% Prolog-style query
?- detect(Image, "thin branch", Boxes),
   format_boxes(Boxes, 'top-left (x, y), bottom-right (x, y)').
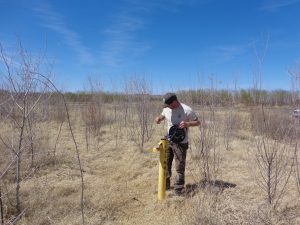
top-left (30, 71), bottom-right (85, 224)
top-left (0, 156), bottom-right (18, 180)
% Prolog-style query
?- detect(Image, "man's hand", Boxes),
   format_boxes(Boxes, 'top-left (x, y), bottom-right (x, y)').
top-left (155, 117), bottom-right (161, 124)
top-left (179, 119), bottom-right (200, 128)
top-left (155, 115), bottom-right (165, 124)
top-left (179, 121), bottom-right (189, 128)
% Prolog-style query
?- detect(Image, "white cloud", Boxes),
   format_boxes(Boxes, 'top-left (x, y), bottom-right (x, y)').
top-left (33, 1), bottom-right (94, 65)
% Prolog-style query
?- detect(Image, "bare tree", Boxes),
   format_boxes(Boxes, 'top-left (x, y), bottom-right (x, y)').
top-left (82, 77), bottom-right (106, 152)
top-left (0, 41), bottom-right (85, 224)
top-left (252, 34), bottom-right (269, 105)
top-left (192, 77), bottom-right (221, 184)
top-left (0, 41), bottom-right (52, 217)
top-left (250, 132), bottom-right (295, 210)
top-left (223, 107), bottom-right (239, 151)
top-left (288, 61), bottom-right (300, 106)
top-left (125, 76), bottom-right (157, 152)
top-left (193, 112), bottom-right (219, 183)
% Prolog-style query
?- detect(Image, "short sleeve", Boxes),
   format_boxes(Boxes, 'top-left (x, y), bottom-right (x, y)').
top-left (161, 108), bottom-right (166, 117)
top-left (186, 107), bottom-right (198, 121)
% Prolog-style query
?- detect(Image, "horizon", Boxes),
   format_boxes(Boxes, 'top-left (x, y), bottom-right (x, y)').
top-left (0, 86), bottom-right (297, 95)
top-left (1, 0), bottom-right (300, 94)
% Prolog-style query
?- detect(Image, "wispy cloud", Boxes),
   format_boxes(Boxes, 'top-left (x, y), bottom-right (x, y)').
top-left (33, 1), bottom-right (94, 65)
top-left (99, 0), bottom-right (203, 67)
top-left (99, 11), bottom-right (148, 67)
top-left (213, 44), bottom-right (247, 61)
top-left (259, 0), bottom-right (300, 11)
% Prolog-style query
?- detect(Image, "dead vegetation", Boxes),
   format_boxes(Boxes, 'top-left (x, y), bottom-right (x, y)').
top-left (1, 44), bottom-right (300, 225)
top-left (0, 97), bottom-right (299, 225)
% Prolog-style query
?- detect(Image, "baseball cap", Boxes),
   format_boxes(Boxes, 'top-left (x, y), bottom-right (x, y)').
top-left (163, 92), bottom-right (177, 106)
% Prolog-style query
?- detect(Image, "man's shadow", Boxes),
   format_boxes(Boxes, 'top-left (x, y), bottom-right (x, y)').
top-left (185, 179), bottom-right (237, 197)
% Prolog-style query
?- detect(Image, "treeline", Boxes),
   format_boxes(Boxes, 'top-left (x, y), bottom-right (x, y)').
top-left (62, 89), bottom-right (299, 106)
top-left (56, 92), bottom-right (161, 104)
top-left (178, 89), bottom-right (300, 106)
top-left (0, 88), bottom-right (299, 106)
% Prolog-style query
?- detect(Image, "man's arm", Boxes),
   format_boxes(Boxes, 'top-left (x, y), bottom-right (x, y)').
top-left (155, 115), bottom-right (165, 124)
top-left (179, 119), bottom-right (200, 128)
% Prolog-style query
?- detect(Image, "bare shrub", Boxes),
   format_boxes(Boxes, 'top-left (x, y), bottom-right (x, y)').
top-left (81, 78), bottom-right (108, 152)
top-left (249, 136), bottom-right (294, 209)
top-left (192, 77), bottom-right (223, 184)
top-left (223, 108), bottom-right (241, 151)
top-left (192, 110), bottom-right (221, 183)
top-left (82, 101), bottom-right (106, 135)
top-left (107, 97), bottom-right (127, 149)
top-left (125, 77), bottom-right (158, 152)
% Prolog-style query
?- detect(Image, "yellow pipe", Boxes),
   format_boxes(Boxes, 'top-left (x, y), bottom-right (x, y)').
top-left (151, 138), bottom-right (168, 200)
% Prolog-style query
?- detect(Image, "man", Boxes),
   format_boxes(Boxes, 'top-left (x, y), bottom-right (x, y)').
top-left (155, 93), bottom-right (200, 195)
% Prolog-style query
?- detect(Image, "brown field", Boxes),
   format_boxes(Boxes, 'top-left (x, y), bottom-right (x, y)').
top-left (0, 102), bottom-right (300, 225)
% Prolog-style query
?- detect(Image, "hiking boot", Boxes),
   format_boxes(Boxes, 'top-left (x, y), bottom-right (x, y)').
top-left (174, 188), bottom-right (184, 196)
top-left (166, 178), bottom-right (170, 190)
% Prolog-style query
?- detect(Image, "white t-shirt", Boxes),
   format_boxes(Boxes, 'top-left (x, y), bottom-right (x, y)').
top-left (161, 103), bottom-right (198, 143)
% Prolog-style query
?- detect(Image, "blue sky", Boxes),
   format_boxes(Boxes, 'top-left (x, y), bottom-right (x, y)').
top-left (1, 0), bottom-right (300, 93)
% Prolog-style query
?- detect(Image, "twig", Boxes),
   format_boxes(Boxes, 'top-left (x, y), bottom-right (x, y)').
top-left (0, 156), bottom-right (18, 180)
top-left (11, 208), bottom-right (26, 225)
top-left (53, 119), bottom-right (64, 164)
top-left (0, 187), bottom-right (4, 225)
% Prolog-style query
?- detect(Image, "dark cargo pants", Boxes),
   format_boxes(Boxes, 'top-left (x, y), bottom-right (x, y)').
top-left (166, 142), bottom-right (189, 192)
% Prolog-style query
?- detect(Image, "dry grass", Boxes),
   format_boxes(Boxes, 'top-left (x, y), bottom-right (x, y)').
top-left (0, 104), bottom-right (300, 225)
